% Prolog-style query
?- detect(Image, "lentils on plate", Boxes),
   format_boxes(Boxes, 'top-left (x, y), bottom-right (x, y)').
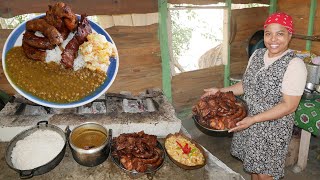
top-left (5, 47), bottom-right (106, 103)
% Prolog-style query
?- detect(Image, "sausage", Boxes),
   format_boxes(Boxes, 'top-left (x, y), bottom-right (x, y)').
top-left (23, 31), bottom-right (55, 50)
top-left (140, 148), bottom-right (160, 164)
top-left (22, 42), bottom-right (46, 61)
top-left (61, 15), bottom-right (92, 68)
top-left (61, 37), bottom-right (80, 68)
top-left (148, 148), bottom-right (164, 168)
top-left (235, 106), bottom-right (247, 121)
top-left (26, 18), bottom-right (63, 45)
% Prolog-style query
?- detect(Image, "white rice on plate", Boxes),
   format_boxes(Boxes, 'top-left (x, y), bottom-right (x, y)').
top-left (43, 31), bottom-right (114, 72)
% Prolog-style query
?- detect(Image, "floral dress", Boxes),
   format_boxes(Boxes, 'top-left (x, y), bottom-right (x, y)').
top-left (230, 48), bottom-right (295, 180)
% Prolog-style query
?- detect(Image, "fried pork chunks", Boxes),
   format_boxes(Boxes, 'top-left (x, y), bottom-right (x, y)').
top-left (45, 2), bottom-right (78, 39)
top-left (112, 131), bottom-right (164, 173)
top-left (192, 91), bottom-right (247, 130)
top-left (22, 2), bottom-right (78, 62)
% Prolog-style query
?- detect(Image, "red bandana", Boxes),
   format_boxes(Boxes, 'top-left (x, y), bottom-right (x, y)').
top-left (264, 12), bottom-right (294, 33)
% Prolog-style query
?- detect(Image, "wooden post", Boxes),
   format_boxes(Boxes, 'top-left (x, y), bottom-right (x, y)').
top-left (158, 0), bottom-right (172, 102)
top-left (269, 0), bottom-right (277, 15)
top-left (305, 0), bottom-right (317, 51)
top-left (292, 129), bottom-right (312, 173)
top-left (223, 0), bottom-right (231, 87)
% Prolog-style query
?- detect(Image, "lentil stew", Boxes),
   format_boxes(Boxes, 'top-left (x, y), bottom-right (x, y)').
top-left (5, 47), bottom-right (106, 103)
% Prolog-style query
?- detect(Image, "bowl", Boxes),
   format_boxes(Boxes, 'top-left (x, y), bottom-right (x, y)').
top-left (5, 121), bottom-right (67, 179)
top-left (164, 133), bottom-right (207, 170)
top-left (2, 14), bottom-right (119, 108)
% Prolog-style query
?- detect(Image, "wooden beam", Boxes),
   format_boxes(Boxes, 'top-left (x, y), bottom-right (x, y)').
top-left (168, 0), bottom-right (269, 5)
top-left (0, 0), bottom-right (158, 18)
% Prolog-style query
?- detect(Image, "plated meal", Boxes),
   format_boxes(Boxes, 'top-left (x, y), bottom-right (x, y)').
top-left (2, 2), bottom-right (118, 108)
top-left (111, 131), bottom-right (165, 174)
top-left (164, 133), bottom-right (206, 169)
top-left (192, 91), bottom-right (247, 131)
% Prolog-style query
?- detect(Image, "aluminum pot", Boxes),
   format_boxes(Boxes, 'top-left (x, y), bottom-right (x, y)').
top-left (315, 84), bottom-right (320, 93)
top-left (305, 63), bottom-right (320, 84)
top-left (67, 122), bottom-right (112, 167)
top-left (5, 121), bottom-right (67, 179)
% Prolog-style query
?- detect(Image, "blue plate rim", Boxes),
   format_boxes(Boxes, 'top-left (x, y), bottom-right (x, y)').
top-left (1, 14), bottom-right (119, 108)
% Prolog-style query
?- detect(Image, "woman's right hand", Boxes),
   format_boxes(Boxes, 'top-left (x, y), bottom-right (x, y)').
top-left (201, 88), bottom-right (220, 99)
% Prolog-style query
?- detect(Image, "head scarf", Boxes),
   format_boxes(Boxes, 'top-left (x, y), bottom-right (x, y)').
top-left (264, 12), bottom-right (294, 33)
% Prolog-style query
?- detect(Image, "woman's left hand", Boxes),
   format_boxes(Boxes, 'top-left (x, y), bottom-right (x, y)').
top-left (228, 116), bottom-right (256, 133)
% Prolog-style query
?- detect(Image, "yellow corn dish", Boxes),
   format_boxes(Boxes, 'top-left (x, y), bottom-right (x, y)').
top-left (165, 135), bottom-right (205, 166)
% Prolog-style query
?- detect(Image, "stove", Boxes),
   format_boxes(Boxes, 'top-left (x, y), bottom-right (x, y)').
top-left (0, 89), bottom-right (181, 141)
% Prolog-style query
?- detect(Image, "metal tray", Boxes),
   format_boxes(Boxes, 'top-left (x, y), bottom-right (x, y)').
top-left (111, 141), bottom-right (165, 179)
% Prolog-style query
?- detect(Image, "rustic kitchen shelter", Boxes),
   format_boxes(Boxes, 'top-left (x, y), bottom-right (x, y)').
top-left (0, 0), bottom-right (320, 179)
top-left (0, 0), bottom-right (319, 110)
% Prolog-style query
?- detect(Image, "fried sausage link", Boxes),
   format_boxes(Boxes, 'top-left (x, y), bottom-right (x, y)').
top-left (22, 31), bottom-right (55, 50)
top-left (61, 15), bottom-right (92, 68)
top-left (26, 18), bottom-right (63, 46)
top-left (22, 42), bottom-right (46, 61)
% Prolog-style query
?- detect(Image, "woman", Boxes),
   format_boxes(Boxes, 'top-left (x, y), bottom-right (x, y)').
top-left (202, 12), bottom-right (307, 180)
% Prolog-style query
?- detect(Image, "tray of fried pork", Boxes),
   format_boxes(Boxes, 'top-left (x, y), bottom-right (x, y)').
top-left (192, 91), bottom-right (247, 132)
top-left (111, 131), bottom-right (165, 179)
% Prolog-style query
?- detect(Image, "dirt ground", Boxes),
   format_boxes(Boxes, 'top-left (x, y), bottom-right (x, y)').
top-left (178, 108), bottom-right (320, 180)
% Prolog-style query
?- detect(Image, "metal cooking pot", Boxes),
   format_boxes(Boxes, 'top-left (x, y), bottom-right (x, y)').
top-left (5, 121), bottom-right (67, 179)
top-left (315, 84), bottom-right (320, 93)
top-left (67, 122), bottom-right (112, 167)
top-left (305, 63), bottom-right (320, 84)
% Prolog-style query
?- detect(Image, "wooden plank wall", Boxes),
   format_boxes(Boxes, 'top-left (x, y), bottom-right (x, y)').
top-left (0, 0), bottom-right (157, 17)
top-left (278, 0), bottom-right (320, 54)
top-left (169, 0), bottom-right (269, 4)
top-left (0, 0), bottom-right (161, 96)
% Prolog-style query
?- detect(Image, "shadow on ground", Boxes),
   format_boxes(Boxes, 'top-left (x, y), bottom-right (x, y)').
top-left (177, 108), bottom-right (320, 180)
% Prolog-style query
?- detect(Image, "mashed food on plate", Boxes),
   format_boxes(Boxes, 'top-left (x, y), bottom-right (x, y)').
top-left (79, 33), bottom-right (116, 72)
top-left (165, 134), bottom-right (205, 166)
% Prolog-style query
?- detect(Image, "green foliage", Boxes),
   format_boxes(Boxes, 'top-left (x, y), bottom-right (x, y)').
top-left (170, 10), bottom-right (195, 60)
top-left (1, 14), bottom-right (37, 29)
top-left (170, 9), bottom-right (220, 62)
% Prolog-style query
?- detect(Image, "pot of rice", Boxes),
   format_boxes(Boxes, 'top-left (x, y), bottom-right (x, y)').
top-left (5, 121), bottom-right (67, 179)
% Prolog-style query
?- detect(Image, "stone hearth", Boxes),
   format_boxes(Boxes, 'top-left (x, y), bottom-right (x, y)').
top-left (0, 89), bottom-right (181, 141)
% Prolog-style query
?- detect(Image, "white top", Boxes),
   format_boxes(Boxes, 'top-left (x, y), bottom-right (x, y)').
top-left (247, 49), bottom-right (307, 96)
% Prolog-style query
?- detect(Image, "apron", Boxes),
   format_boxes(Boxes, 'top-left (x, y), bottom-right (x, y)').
top-left (230, 48), bottom-right (295, 180)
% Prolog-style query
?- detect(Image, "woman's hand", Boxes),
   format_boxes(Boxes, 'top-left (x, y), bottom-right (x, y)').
top-left (201, 88), bottom-right (220, 99)
top-left (228, 116), bottom-right (256, 133)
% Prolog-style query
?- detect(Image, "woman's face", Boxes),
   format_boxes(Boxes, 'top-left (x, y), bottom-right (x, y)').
top-left (264, 23), bottom-right (292, 58)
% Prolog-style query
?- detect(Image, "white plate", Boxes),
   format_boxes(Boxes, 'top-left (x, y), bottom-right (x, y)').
top-left (2, 14), bottom-right (119, 108)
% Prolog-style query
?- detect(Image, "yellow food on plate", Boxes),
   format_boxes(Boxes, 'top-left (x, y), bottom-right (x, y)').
top-left (79, 33), bottom-right (116, 72)
top-left (165, 134), bottom-right (205, 166)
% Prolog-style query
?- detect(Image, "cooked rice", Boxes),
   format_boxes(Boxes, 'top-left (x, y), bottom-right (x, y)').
top-left (41, 31), bottom-right (113, 72)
